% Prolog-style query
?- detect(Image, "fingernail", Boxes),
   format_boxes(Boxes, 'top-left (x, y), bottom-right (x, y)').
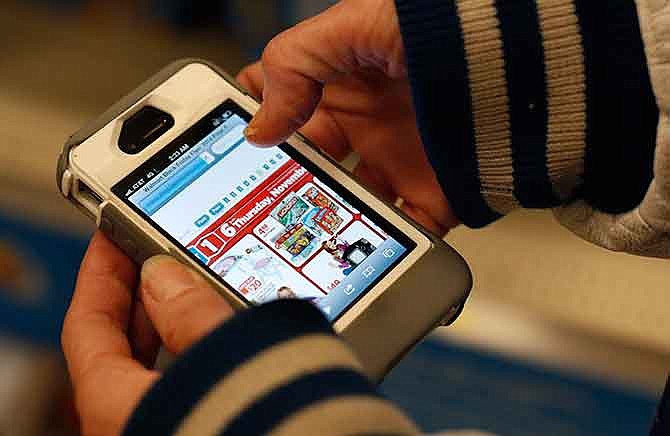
top-left (142, 256), bottom-right (196, 302)
top-left (244, 125), bottom-right (260, 144)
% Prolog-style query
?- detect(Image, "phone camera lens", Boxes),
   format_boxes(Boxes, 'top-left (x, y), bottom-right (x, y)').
top-left (118, 106), bottom-right (174, 155)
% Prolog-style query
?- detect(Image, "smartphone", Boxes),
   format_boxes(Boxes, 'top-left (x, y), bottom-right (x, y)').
top-left (57, 60), bottom-right (472, 381)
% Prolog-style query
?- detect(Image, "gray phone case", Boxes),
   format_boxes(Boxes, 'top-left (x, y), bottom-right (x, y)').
top-left (57, 59), bottom-right (250, 264)
top-left (57, 59), bottom-right (472, 381)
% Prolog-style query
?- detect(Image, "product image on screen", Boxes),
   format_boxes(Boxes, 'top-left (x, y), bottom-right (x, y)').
top-left (114, 100), bottom-right (415, 322)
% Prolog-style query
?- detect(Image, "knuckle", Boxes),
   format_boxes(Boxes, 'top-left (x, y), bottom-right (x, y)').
top-left (262, 27), bottom-right (303, 69)
top-left (238, 63), bottom-right (257, 80)
top-left (60, 310), bottom-right (80, 355)
top-left (162, 318), bottom-right (184, 353)
top-left (158, 285), bottom-right (206, 351)
top-left (262, 34), bottom-right (288, 66)
top-left (60, 314), bottom-right (72, 348)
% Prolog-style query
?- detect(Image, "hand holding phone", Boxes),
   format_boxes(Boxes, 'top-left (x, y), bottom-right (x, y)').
top-left (57, 60), bottom-right (471, 380)
top-left (237, 0), bottom-right (458, 235)
top-left (62, 233), bottom-right (238, 436)
top-left (238, 65), bottom-right (459, 236)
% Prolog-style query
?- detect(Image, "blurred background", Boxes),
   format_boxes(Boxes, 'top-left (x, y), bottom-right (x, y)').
top-left (0, 0), bottom-right (666, 435)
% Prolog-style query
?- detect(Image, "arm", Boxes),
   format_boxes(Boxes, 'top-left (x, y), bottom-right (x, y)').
top-left (244, 0), bottom-right (669, 257)
top-left (123, 300), bottom-right (418, 436)
top-left (62, 233), bottom-right (419, 436)
top-left (396, 0), bottom-right (670, 257)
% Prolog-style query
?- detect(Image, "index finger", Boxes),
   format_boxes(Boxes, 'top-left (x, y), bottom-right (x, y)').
top-left (62, 231), bottom-right (144, 386)
top-left (244, 0), bottom-right (405, 146)
top-left (238, 62), bottom-right (352, 161)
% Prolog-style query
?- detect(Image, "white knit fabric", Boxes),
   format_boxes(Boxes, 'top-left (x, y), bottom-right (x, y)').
top-left (555, 0), bottom-right (670, 259)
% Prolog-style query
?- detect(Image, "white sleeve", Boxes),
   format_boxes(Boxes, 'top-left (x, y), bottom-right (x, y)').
top-left (555, 0), bottom-right (670, 259)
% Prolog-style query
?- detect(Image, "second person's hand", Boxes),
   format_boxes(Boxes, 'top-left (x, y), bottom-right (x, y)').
top-left (238, 0), bottom-right (459, 235)
top-left (61, 233), bottom-right (234, 436)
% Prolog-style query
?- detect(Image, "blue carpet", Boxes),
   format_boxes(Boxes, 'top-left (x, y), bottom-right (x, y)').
top-left (0, 212), bottom-right (88, 346)
top-left (382, 339), bottom-right (658, 436)
top-left (0, 211), bottom-right (659, 435)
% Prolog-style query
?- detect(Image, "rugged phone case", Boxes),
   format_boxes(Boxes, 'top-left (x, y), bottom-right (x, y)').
top-left (56, 59), bottom-right (472, 381)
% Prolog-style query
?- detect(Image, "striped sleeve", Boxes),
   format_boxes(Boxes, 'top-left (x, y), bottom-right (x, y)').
top-left (122, 300), bottom-right (419, 436)
top-left (396, 0), bottom-right (659, 228)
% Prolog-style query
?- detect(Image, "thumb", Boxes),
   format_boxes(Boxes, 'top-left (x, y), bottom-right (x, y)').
top-left (139, 256), bottom-right (234, 355)
top-left (245, 0), bottom-right (405, 147)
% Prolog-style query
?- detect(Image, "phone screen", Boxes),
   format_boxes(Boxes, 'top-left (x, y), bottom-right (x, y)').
top-left (113, 100), bottom-right (415, 322)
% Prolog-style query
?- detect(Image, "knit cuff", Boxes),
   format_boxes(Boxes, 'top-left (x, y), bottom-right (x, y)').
top-left (396, 0), bottom-right (502, 228)
top-left (573, 0), bottom-right (658, 213)
top-left (397, 0), bottom-right (655, 226)
top-left (397, 0), bottom-right (592, 227)
top-left (123, 300), bottom-right (417, 436)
